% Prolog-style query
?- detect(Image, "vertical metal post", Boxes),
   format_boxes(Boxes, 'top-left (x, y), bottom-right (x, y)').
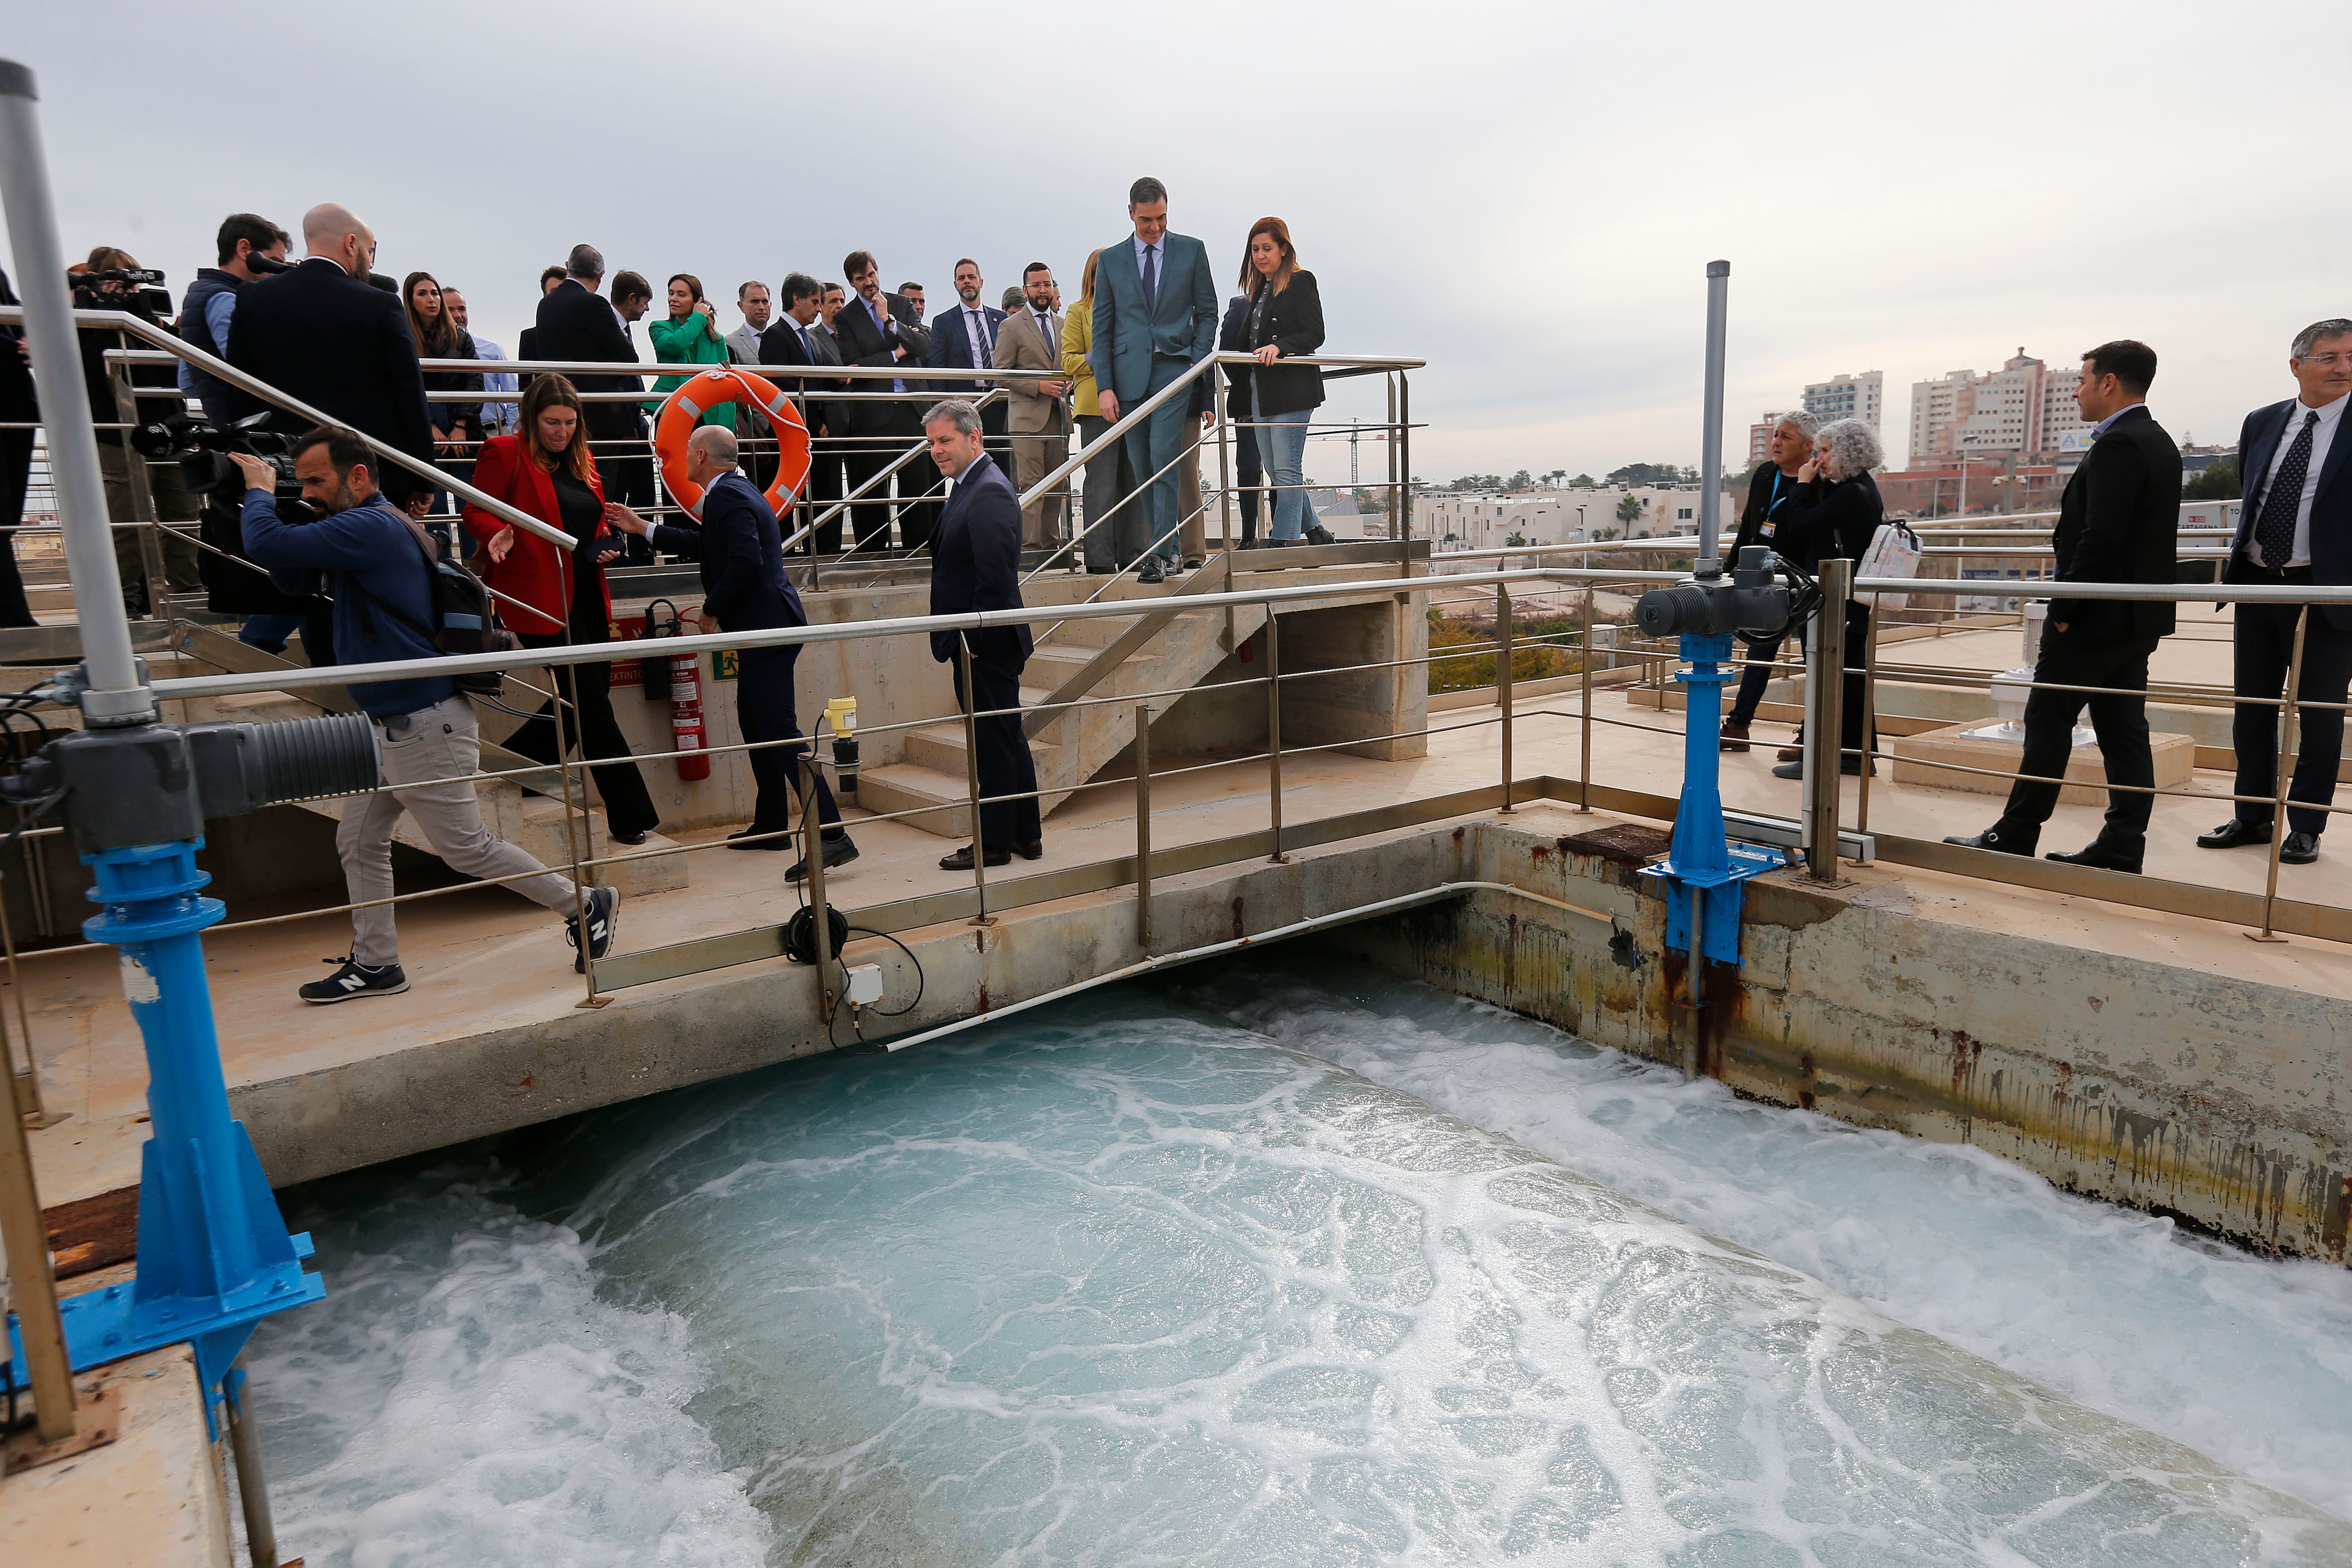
top-left (801, 756), bottom-right (834, 1010)
top-left (956, 633), bottom-right (991, 923)
top-left (1578, 586), bottom-right (1595, 811)
top-left (1853, 607), bottom-right (1881, 847)
top-left (1496, 584), bottom-right (1515, 812)
top-left (1133, 703), bottom-right (1152, 953)
top-left (1, 885), bottom-right (56, 1126)
top-left (1696, 261), bottom-right (1730, 575)
top-left (2252, 606), bottom-right (2309, 942)
top-left (0, 1028), bottom-right (73, 1442)
top-left (1394, 373), bottom-right (1412, 574)
top-left (1264, 614), bottom-right (1287, 863)
top-left (1213, 382), bottom-right (1233, 554)
top-left (1804, 559), bottom-right (1851, 879)
top-left (105, 360), bottom-right (169, 620)
top-left (551, 663), bottom-right (602, 1008)
top-left (224, 1359), bottom-right (280, 1568)
top-left (0, 60), bottom-right (151, 725)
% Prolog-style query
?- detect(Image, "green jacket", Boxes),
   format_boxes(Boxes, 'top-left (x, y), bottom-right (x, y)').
top-left (648, 313), bottom-right (737, 428)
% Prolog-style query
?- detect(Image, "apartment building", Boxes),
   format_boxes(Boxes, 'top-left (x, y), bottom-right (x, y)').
top-left (1801, 371), bottom-right (1883, 431)
top-left (1908, 350), bottom-right (2085, 465)
top-left (1417, 486), bottom-right (1708, 553)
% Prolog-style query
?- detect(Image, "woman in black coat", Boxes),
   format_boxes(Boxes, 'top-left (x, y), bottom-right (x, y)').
top-left (1772, 417), bottom-right (1886, 779)
top-left (1720, 411), bottom-right (1820, 750)
top-left (1231, 217), bottom-right (1331, 546)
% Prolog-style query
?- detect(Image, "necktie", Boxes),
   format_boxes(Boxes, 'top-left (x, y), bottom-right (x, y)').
top-left (1142, 244), bottom-right (1158, 309)
top-left (800, 325), bottom-right (815, 359)
top-left (1041, 311), bottom-right (1057, 358)
top-left (2255, 410), bottom-right (2319, 568)
top-left (974, 309), bottom-right (992, 363)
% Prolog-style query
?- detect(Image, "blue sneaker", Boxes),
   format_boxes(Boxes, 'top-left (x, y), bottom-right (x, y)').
top-left (566, 885), bottom-right (620, 972)
top-left (299, 957), bottom-right (409, 1004)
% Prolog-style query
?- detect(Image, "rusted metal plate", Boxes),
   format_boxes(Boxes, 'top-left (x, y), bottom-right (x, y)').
top-left (2, 1385), bottom-right (119, 1474)
top-left (43, 1185), bottom-right (138, 1279)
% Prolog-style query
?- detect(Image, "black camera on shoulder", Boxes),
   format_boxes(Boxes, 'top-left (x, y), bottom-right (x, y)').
top-left (70, 265), bottom-right (172, 320)
top-left (131, 408), bottom-right (298, 497)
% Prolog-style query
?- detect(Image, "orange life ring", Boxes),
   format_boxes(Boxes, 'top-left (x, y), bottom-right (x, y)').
top-left (652, 367), bottom-right (812, 520)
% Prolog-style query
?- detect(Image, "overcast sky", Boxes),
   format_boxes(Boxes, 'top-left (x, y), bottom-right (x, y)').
top-left (7, 0), bottom-right (2343, 481)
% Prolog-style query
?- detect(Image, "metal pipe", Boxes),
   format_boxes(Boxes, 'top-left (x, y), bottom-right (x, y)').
top-left (1696, 260), bottom-right (1729, 575)
top-left (1806, 559), bottom-right (1852, 880)
top-left (802, 756), bottom-right (834, 1011)
top-left (882, 880), bottom-right (1615, 1055)
top-left (1265, 615), bottom-right (1287, 863)
top-left (0, 1006), bottom-right (73, 1442)
top-left (0, 61), bottom-right (148, 722)
top-left (1497, 583), bottom-right (1515, 813)
top-left (1134, 703), bottom-right (1152, 954)
top-left (2252, 606), bottom-right (2310, 943)
top-left (956, 633), bottom-right (990, 923)
top-left (1579, 587), bottom-right (1596, 811)
top-left (224, 1359), bottom-right (280, 1568)
top-left (1854, 608), bottom-right (1882, 851)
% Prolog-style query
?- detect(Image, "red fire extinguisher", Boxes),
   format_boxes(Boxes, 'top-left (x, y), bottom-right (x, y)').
top-left (643, 599), bottom-right (710, 781)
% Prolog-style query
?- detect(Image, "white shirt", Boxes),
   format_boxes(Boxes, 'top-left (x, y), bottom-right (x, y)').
top-left (1031, 307), bottom-right (1058, 358)
top-left (2245, 393), bottom-right (2346, 569)
top-left (1131, 234), bottom-right (1160, 283)
top-left (957, 302), bottom-right (994, 366)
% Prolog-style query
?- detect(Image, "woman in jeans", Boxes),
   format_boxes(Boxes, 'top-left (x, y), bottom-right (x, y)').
top-left (1234, 217), bottom-right (1334, 547)
top-left (463, 374), bottom-right (662, 845)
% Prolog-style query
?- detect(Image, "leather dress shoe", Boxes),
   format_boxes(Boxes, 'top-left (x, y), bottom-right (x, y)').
top-left (1777, 745), bottom-right (1804, 762)
top-left (786, 831), bottom-right (860, 883)
top-left (2281, 830), bottom-right (2320, 865)
top-left (1136, 558), bottom-right (1168, 584)
top-left (1718, 720), bottom-right (1751, 754)
top-left (727, 827), bottom-right (790, 851)
top-left (1016, 840), bottom-right (1044, 860)
top-left (2045, 837), bottom-right (2144, 875)
top-left (939, 844), bottom-right (1011, 871)
top-left (1944, 826), bottom-right (2035, 855)
top-left (2195, 817), bottom-right (2273, 850)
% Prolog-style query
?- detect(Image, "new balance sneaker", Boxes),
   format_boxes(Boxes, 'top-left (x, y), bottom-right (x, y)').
top-left (566, 885), bottom-right (620, 973)
top-left (299, 958), bottom-right (409, 1005)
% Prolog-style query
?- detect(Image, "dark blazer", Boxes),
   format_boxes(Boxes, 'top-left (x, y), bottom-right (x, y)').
top-left (1780, 471), bottom-right (1883, 575)
top-left (755, 317), bottom-right (821, 401)
top-left (807, 323), bottom-right (853, 438)
top-left (2049, 404), bottom-right (2181, 648)
top-left (2227, 397), bottom-right (2352, 631)
top-left (927, 305), bottom-right (1009, 393)
top-left (0, 270), bottom-right (34, 421)
top-left (1730, 463), bottom-right (1805, 560)
top-left (224, 256), bottom-right (437, 500)
top-left (532, 279), bottom-right (642, 439)
top-left (928, 453), bottom-right (1032, 664)
top-left (1090, 231), bottom-right (1218, 404)
top-left (830, 292), bottom-right (930, 434)
top-left (649, 470), bottom-right (803, 634)
top-left (516, 326), bottom-right (540, 362)
top-left (1217, 295), bottom-right (1253, 417)
top-left (1227, 270), bottom-right (1327, 417)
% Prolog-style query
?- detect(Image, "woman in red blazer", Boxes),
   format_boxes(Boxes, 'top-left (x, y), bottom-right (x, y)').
top-left (462, 374), bottom-right (660, 844)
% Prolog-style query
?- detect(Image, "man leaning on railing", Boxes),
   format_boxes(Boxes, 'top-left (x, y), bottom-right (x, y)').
top-left (2197, 318), bottom-right (2352, 868)
top-left (1946, 340), bottom-right (2180, 875)
top-left (231, 428), bottom-right (618, 1003)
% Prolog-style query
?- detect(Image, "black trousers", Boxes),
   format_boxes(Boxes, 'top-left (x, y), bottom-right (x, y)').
top-left (1233, 421), bottom-right (1263, 543)
top-left (1756, 605), bottom-right (1872, 750)
top-left (506, 592), bottom-right (660, 838)
top-left (1077, 413), bottom-right (1139, 573)
top-left (803, 436), bottom-right (846, 557)
top-left (738, 644), bottom-right (839, 833)
top-left (1728, 633), bottom-right (1783, 725)
top-left (951, 648), bottom-right (1042, 850)
top-left (0, 426), bottom-right (38, 628)
top-left (601, 414), bottom-right (658, 565)
top-left (1996, 634), bottom-right (2155, 843)
top-left (2231, 600), bottom-right (2352, 837)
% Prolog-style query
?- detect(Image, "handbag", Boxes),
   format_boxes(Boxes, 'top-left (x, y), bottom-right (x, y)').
top-left (1856, 519), bottom-right (1922, 611)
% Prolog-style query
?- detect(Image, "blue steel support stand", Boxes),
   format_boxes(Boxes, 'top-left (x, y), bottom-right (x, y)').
top-left (30, 840), bottom-right (322, 1433)
top-left (1640, 633), bottom-right (1786, 968)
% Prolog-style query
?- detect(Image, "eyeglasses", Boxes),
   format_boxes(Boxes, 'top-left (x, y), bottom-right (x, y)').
top-left (2298, 351), bottom-right (2352, 368)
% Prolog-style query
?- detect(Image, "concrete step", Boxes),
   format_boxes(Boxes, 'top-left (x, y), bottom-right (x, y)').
top-left (903, 722), bottom-right (1062, 778)
top-left (857, 759), bottom-right (1074, 841)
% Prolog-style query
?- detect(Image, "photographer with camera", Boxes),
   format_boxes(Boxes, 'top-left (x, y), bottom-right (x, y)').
top-left (74, 247), bottom-right (204, 613)
top-left (233, 427), bottom-right (618, 1003)
top-left (0, 268), bottom-right (38, 628)
top-left (225, 204), bottom-right (440, 517)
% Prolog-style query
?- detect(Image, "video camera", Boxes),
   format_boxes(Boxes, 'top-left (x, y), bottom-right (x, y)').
top-left (70, 264), bottom-right (172, 320)
top-left (130, 409), bottom-right (299, 498)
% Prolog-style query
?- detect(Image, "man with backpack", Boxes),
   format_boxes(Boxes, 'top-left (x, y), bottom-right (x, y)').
top-left (233, 427), bottom-right (618, 1003)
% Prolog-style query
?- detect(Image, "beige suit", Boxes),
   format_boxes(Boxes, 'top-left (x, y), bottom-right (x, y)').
top-left (993, 308), bottom-right (1070, 548)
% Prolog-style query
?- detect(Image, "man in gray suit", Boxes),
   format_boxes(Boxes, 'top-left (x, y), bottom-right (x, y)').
top-left (1090, 176), bottom-right (1218, 582)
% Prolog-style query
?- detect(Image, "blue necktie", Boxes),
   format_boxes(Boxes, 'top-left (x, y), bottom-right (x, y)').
top-left (2255, 410), bottom-right (2318, 568)
top-left (1142, 244), bottom-right (1158, 310)
top-left (799, 325), bottom-right (814, 359)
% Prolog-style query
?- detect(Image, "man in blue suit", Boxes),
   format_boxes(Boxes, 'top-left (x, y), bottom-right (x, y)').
top-left (609, 426), bottom-right (858, 882)
top-left (924, 398), bottom-right (1042, 870)
top-left (927, 258), bottom-right (1016, 482)
top-left (2198, 318), bottom-right (2352, 867)
top-left (1090, 176), bottom-right (1219, 582)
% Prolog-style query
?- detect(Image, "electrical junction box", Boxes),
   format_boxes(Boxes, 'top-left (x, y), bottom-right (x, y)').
top-left (844, 964), bottom-right (884, 1008)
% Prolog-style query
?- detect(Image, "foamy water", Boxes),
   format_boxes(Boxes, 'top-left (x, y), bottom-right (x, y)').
top-left (244, 968), bottom-right (2352, 1566)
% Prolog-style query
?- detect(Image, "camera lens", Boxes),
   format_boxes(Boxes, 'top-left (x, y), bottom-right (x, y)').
top-left (1635, 585), bottom-right (1717, 639)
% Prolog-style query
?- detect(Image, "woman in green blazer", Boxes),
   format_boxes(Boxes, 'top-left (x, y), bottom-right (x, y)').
top-left (648, 273), bottom-right (736, 429)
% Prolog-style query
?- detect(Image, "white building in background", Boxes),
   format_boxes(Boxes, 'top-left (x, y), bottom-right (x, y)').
top-left (1416, 485), bottom-right (1708, 560)
top-left (1802, 371), bottom-right (1883, 431)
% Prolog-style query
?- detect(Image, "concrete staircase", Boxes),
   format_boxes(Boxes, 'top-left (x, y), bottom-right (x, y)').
top-left (858, 559), bottom-right (1267, 839)
top-left (168, 624), bottom-right (688, 894)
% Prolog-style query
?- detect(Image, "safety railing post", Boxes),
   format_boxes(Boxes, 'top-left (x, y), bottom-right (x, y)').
top-left (549, 660), bottom-right (604, 1008)
top-left (104, 358), bottom-right (169, 620)
top-left (801, 755), bottom-right (834, 1011)
top-left (1133, 703), bottom-right (1152, 954)
top-left (957, 633), bottom-right (992, 924)
top-left (223, 1357), bottom-right (280, 1568)
top-left (1853, 605), bottom-right (1881, 853)
top-left (1804, 558), bottom-right (1851, 879)
top-left (2251, 606), bottom-right (2310, 943)
top-left (1265, 614), bottom-right (1287, 863)
top-left (0, 1016), bottom-right (72, 1442)
top-left (1578, 585), bottom-right (1595, 811)
top-left (1213, 387), bottom-right (1233, 555)
top-left (1497, 583), bottom-right (1515, 813)
top-left (1, 885), bottom-right (56, 1127)
top-left (1393, 374), bottom-right (1411, 575)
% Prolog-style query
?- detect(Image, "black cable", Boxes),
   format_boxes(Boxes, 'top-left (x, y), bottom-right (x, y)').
top-left (844, 925), bottom-right (925, 1017)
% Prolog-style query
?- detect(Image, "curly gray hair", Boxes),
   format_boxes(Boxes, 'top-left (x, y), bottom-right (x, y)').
top-left (1814, 418), bottom-right (1883, 482)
